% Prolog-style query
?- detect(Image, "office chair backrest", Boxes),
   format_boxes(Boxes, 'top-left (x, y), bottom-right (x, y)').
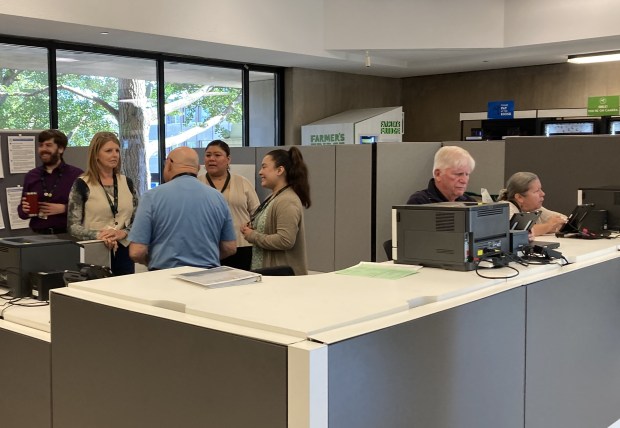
top-left (383, 239), bottom-right (393, 261)
top-left (251, 265), bottom-right (295, 276)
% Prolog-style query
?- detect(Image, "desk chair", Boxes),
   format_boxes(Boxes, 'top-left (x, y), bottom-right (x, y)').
top-left (383, 239), bottom-right (393, 261)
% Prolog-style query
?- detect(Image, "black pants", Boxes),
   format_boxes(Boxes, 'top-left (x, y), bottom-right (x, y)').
top-left (221, 246), bottom-right (252, 271)
top-left (111, 245), bottom-right (135, 276)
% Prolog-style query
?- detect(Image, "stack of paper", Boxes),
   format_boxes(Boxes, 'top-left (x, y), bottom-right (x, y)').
top-left (175, 266), bottom-right (262, 289)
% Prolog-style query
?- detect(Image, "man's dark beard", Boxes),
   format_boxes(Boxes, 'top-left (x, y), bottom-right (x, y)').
top-left (41, 151), bottom-right (61, 166)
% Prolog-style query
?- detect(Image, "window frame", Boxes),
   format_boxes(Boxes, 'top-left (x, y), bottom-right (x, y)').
top-left (0, 35), bottom-right (284, 180)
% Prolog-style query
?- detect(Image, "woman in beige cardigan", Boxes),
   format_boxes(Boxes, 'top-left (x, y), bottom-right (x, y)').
top-left (241, 147), bottom-right (311, 275)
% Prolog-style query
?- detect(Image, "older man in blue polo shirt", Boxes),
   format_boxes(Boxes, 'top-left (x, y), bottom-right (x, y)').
top-left (129, 147), bottom-right (236, 270)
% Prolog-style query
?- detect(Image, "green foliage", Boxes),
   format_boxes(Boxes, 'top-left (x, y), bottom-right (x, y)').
top-left (0, 69), bottom-right (50, 129)
top-left (57, 74), bottom-right (120, 146)
top-left (164, 83), bottom-right (242, 129)
top-left (1, 68), bottom-right (243, 147)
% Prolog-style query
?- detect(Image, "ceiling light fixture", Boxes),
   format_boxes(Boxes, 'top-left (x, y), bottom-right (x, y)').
top-left (568, 51), bottom-right (620, 64)
top-left (100, 31), bottom-right (109, 35)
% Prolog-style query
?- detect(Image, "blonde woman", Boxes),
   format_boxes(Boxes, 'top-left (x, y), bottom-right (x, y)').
top-left (67, 132), bottom-right (138, 275)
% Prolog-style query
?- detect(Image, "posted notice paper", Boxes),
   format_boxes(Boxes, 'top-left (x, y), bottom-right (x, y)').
top-left (6, 187), bottom-right (29, 229)
top-left (8, 135), bottom-right (35, 174)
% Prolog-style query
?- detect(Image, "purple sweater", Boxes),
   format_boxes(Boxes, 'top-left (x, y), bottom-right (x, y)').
top-left (17, 162), bottom-right (84, 231)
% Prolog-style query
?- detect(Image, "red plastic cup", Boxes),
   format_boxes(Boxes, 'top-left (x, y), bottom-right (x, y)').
top-left (25, 192), bottom-right (39, 217)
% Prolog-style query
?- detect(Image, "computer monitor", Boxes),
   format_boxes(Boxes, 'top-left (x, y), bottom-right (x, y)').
top-left (510, 211), bottom-right (541, 232)
top-left (579, 186), bottom-right (620, 231)
top-left (557, 204), bottom-right (594, 235)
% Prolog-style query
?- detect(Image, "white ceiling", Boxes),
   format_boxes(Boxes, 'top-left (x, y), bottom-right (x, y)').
top-left (1, 11), bottom-right (620, 79)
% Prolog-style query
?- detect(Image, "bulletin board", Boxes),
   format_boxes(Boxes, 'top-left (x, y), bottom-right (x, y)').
top-left (0, 130), bottom-right (43, 237)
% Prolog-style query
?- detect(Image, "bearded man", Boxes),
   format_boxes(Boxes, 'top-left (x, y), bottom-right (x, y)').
top-left (17, 129), bottom-right (83, 235)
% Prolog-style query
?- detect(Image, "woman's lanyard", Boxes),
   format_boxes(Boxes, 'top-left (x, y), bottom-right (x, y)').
top-left (250, 185), bottom-right (289, 225)
top-left (205, 171), bottom-right (231, 193)
top-left (98, 174), bottom-right (119, 222)
top-left (40, 164), bottom-right (63, 200)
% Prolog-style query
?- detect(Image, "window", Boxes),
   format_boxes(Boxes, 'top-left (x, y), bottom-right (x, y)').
top-left (0, 43), bottom-right (50, 130)
top-left (56, 50), bottom-right (158, 191)
top-left (249, 70), bottom-right (277, 147)
top-left (0, 36), bottom-right (282, 191)
top-left (164, 62), bottom-right (242, 153)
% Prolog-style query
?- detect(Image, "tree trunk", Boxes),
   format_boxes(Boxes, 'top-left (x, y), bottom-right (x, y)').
top-left (118, 78), bottom-right (150, 195)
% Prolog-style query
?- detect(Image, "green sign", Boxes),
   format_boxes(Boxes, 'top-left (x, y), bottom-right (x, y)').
top-left (309, 133), bottom-right (346, 145)
top-left (587, 95), bottom-right (620, 116)
top-left (380, 120), bottom-right (401, 134)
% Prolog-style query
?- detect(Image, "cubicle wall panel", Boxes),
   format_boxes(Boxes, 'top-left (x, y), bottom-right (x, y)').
top-left (256, 146), bottom-right (337, 272)
top-left (375, 142), bottom-right (440, 262)
top-left (0, 131), bottom-right (41, 237)
top-left (504, 136), bottom-right (620, 215)
top-left (327, 287), bottom-right (526, 428)
top-left (0, 327), bottom-right (51, 428)
top-left (298, 146), bottom-right (336, 272)
top-left (525, 259), bottom-right (620, 428)
top-left (63, 146), bottom-right (89, 171)
top-left (229, 146), bottom-right (257, 164)
top-left (51, 294), bottom-right (287, 428)
top-left (444, 140), bottom-right (505, 197)
top-left (335, 144), bottom-right (372, 269)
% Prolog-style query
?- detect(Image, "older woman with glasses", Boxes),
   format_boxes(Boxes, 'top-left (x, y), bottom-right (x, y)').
top-left (67, 132), bottom-right (138, 275)
top-left (498, 172), bottom-right (567, 237)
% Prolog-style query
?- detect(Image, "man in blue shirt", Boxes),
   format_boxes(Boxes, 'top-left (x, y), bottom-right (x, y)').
top-left (129, 147), bottom-right (236, 270)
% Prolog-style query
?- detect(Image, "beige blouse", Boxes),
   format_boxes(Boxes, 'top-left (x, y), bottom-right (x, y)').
top-left (200, 173), bottom-right (260, 248)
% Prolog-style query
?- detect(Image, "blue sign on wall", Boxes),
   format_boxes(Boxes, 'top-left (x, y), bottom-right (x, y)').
top-left (487, 100), bottom-right (514, 119)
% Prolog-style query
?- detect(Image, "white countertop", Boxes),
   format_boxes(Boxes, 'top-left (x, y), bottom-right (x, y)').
top-left (4, 237), bottom-right (618, 344)
top-left (63, 237), bottom-right (620, 342)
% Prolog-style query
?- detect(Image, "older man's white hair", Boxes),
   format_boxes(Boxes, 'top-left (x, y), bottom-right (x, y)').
top-left (433, 146), bottom-right (475, 173)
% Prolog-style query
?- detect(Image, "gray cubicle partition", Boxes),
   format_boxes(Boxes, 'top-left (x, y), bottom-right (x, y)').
top-left (51, 293), bottom-right (287, 428)
top-left (62, 146), bottom-right (88, 172)
top-left (0, 327), bottom-right (51, 428)
top-left (230, 146), bottom-right (257, 165)
top-left (328, 287), bottom-right (526, 428)
top-left (0, 131), bottom-right (41, 237)
top-left (335, 144), bottom-right (372, 270)
top-left (444, 140), bottom-right (506, 197)
top-left (504, 135), bottom-right (620, 215)
top-left (375, 142), bottom-right (441, 262)
top-left (525, 258), bottom-right (620, 428)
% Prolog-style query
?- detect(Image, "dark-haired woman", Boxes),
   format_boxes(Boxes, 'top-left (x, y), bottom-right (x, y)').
top-left (200, 140), bottom-right (259, 270)
top-left (241, 147), bottom-right (311, 275)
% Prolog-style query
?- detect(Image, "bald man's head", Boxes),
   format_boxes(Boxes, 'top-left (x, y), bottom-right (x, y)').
top-left (164, 147), bottom-right (200, 182)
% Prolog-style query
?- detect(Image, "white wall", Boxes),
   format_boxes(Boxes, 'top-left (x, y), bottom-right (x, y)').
top-left (324, 0), bottom-right (505, 49)
top-left (504, 0), bottom-right (620, 46)
top-left (0, 1), bottom-right (326, 55)
top-left (3, 0), bottom-right (620, 60)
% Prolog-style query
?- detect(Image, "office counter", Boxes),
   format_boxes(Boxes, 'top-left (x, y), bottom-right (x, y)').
top-left (0, 318), bottom-right (51, 428)
top-left (2, 238), bottom-right (619, 428)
